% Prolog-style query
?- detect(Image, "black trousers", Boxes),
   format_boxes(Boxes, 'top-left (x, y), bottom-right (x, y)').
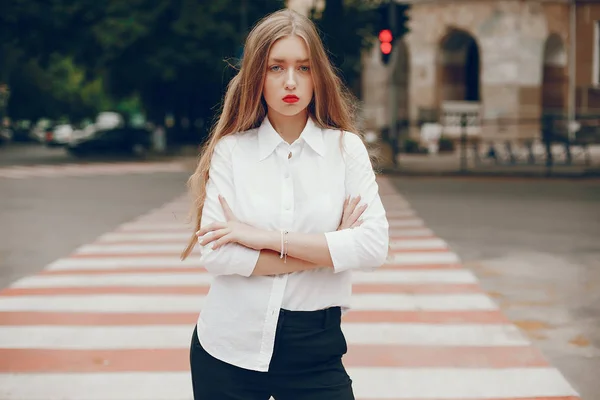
top-left (189, 306), bottom-right (355, 400)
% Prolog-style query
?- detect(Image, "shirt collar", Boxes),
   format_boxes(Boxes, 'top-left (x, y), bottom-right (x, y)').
top-left (257, 115), bottom-right (325, 161)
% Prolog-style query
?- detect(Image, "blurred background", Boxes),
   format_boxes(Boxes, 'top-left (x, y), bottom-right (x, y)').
top-left (1, 0), bottom-right (600, 176)
top-left (0, 2), bottom-right (599, 399)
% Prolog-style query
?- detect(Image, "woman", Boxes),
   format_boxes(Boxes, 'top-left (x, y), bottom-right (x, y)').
top-left (181, 8), bottom-right (389, 400)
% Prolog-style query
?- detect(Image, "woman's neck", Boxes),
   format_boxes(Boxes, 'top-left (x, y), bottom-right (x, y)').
top-left (268, 110), bottom-right (308, 144)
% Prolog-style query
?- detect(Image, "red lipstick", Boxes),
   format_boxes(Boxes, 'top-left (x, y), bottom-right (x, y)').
top-left (283, 95), bottom-right (299, 104)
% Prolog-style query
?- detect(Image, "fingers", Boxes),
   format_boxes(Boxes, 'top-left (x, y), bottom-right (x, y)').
top-left (342, 195), bottom-right (361, 224)
top-left (339, 195), bottom-right (368, 230)
top-left (350, 203), bottom-right (368, 221)
top-left (350, 219), bottom-right (364, 228)
top-left (196, 221), bottom-right (226, 238)
top-left (348, 195), bottom-right (361, 213)
top-left (218, 195), bottom-right (236, 221)
top-left (197, 227), bottom-right (230, 247)
top-left (346, 203), bottom-right (367, 228)
top-left (211, 235), bottom-right (233, 250)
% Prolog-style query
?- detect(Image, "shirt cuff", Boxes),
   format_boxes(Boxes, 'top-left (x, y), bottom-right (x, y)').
top-left (198, 241), bottom-right (260, 277)
top-left (324, 229), bottom-right (360, 273)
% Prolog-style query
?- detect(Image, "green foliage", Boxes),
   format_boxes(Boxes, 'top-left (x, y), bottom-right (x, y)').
top-left (2, 0), bottom-right (285, 138)
top-left (7, 56), bottom-right (114, 122)
top-left (1, 0), bottom-right (410, 143)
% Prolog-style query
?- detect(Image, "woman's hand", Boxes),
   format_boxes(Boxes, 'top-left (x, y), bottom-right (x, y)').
top-left (337, 195), bottom-right (367, 231)
top-left (196, 195), bottom-right (270, 251)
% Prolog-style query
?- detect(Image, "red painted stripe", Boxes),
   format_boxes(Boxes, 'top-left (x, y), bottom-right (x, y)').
top-left (94, 239), bottom-right (189, 245)
top-left (0, 310), bottom-right (509, 326)
top-left (343, 310), bottom-right (509, 324)
top-left (388, 248), bottom-right (450, 253)
top-left (38, 264), bottom-right (462, 273)
top-left (93, 233), bottom-right (441, 246)
top-left (360, 398), bottom-right (580, 400)
top-left (115, 228), bottom-right (191, 233)
top-left (0, 287), bottom-right (210, 296)
top-left (0, 312), bottom-right (197, 326)
top-left (68, 248), bottom-right (453, 258)
top-left (0, 345), bottom-right (548, 373)
top-left (380, 263), bottom-right (463, 270)
top-left (69, 253), bottom-right (183, 259)
top-left (39, 267), bottom-right (202, 275)
top-left (389, 235), bottom-right (437, 240)
top-left (0, 283), bottom-right (482, 297)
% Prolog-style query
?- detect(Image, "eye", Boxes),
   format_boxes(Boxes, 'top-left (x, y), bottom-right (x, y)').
top-left (269, 65), bottom-right (283, 72)
top-left (299, 65), bottom-right (310, 72)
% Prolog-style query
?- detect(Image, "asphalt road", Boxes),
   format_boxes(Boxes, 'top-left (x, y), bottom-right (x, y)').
top-left (0, 141), bottom-right (170, 167)
top-left (0, 144), bottom-right (190, 288)
top-left (0, 142), bottom-right (81, 166)
top-left (390, 176), bottom-right (600, 400)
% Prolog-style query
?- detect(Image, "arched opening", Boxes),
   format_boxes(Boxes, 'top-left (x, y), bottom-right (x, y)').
top-left (438, 29), bottom-right (481, 103)
top-left (541, 33), bottom-right (567, 116)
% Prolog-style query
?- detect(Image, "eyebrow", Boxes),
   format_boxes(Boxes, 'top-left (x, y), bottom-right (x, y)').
top-left (269, 58), bottom-right (310, 63)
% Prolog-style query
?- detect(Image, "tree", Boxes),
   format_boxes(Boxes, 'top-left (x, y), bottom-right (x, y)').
top-left (309, 0), bottom-right (381, 97)
top-left (2, 0), bottom-right (285, 143)
top-left (309, 0), bottom-right (410, 97)
top-left (7, 56), bottom-right (117, 122)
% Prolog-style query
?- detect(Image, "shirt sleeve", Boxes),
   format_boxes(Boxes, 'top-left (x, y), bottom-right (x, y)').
top-left (324, 133), bottom-right (390, 273)
top-left (196, 136), bottom-right (260, 277)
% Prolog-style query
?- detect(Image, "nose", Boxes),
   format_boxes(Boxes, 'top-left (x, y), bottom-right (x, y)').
top-left (285, 68), bottom-right (297, 90)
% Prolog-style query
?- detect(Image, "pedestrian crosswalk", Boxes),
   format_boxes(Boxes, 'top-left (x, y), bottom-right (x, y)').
top-left (0, 176), bottom-right (580, 399)
top-left (0, 161), bottom-right (187, 179)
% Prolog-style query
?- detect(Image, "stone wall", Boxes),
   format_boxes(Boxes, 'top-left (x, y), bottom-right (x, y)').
top-left (361, 0), bottom-right (576, 140)
top-left (573, 3), bottom-right (600, 113)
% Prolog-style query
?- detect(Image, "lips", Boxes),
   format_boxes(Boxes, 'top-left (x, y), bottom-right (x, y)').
top-left (282, 95), bottom-right (299, 104)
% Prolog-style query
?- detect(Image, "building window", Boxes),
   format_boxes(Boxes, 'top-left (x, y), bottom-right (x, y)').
top-left (594, 21), bottom-right (600, 85)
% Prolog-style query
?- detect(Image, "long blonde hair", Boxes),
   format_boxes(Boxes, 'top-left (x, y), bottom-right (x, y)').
top-left (181, 8), bottom-right (359, 260)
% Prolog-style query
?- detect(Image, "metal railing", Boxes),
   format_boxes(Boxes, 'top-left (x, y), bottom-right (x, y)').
top-left (376, 111), bottom-right (600, 175)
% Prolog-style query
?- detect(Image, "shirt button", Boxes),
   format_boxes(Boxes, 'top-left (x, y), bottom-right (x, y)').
top-left (284, 203), bottom-right (291, 210)
top-left (284, 172), bottom-right (290, 179)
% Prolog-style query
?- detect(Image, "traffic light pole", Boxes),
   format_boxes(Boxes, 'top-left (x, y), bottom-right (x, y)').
top-left (387, 1), bottom-right (399, 165)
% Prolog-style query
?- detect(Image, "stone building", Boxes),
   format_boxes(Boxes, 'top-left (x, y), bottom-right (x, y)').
top-left (290, 0), bottom-right (600, 141)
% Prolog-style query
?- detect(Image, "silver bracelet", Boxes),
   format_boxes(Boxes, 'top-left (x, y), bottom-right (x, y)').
top-left (283, 230), bottom-right (289, 264)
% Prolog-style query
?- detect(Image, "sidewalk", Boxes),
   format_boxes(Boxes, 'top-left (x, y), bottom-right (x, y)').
top-left (377, 144), bottom-right (600, 178)
top-left (0, 177), bottom-right (581, 399)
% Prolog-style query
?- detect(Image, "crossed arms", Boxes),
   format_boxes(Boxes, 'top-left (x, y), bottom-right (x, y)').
top-left (195, 133), bottom-right (389, 277)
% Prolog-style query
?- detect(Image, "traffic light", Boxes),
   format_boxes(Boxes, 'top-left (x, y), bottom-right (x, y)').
top-left (379, 29), bottom-right (393, 65)
top-left (376, 2), bottom-right (410, 65)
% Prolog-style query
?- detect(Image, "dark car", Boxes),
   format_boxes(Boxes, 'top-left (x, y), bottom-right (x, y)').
top-left (0, 128), bottom-right (12, 145)
top-left (66, 126), bottom-right (152, 158)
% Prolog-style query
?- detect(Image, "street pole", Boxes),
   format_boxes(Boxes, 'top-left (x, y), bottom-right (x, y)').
top-left (460, 113), bottom-right (468, 173)
top-left (568, 0), bottom-right (576, 142)
top-left (388, 0), bottom-right (399, 165)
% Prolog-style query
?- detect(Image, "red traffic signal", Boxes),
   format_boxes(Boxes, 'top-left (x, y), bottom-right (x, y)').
top-left (380, 42), bottom-right (392, 55)
top-left (378, 29), bottom-right (394, 62)
top-left (378, 29), bottom-right (393, 43)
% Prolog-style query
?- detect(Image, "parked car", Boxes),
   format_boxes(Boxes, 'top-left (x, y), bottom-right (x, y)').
top-left (31, 119), bottom-right (53, 143)
top-left (0, 128), bottom-right (12, 145)
top-left (11, 120), bottom-right (34, 142)
top-left (45, 123), bottom-right (73, 147)
top-left (66, 126), bottom-right (152, 158)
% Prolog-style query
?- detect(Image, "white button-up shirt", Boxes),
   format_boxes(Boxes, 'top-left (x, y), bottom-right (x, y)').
top-left (195, 116), bottom-right (389, 372)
